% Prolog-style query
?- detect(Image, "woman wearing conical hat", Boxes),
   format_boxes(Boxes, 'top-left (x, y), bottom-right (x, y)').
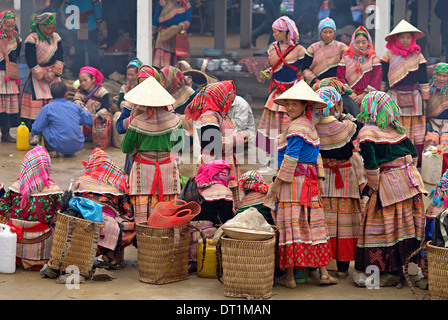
top-left (336, 26), bottom-right (382, 107)
top-left (264, 80), bottom-right (338, 288)
top-left (424, 63), bottom-right (448, 149)
top-left (380, 19), bottom-right (429, 162)
top-left (21, 12), bottom-right (64, 145)
top-left (354, 91), bottom-right (426, 287)
top-left (121, 77), bottom-right (185, 225)
top-left (314, 86), bottom-right (365, 279)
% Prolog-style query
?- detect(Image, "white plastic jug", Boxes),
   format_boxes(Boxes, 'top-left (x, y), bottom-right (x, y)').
top-left (0, 224), bottom-right (17, 274)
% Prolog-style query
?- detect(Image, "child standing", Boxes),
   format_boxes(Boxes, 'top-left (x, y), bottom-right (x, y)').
top-left (265, 80), bottom-right (337, 288)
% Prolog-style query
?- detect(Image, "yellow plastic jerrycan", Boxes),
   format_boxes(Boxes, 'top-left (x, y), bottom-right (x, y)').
top-left (16, 122), bottom-right (29, 151)
top-left (197, 239), bottom-right (222, 278)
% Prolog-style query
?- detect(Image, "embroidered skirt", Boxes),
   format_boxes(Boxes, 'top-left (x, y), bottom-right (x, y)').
top-left (354, 193), bottom-right (425, 273)
top-left (273, 200), bottom-right (332, 269)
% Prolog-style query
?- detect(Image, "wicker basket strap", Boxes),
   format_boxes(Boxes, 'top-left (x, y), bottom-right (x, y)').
top-left (404, 241), bottom-right (430, 300)
top-left (17, 228), bottom-right (53, 244)
top-left (152, 226), bottom-right (183, 284)
top-left (58, 216), bottom-right (76, 273)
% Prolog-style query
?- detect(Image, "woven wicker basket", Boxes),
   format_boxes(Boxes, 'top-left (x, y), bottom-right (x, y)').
top-left (219, 236), bottom-right (276, 300)
top-left (136, 223), bottom-right (191, 285)
top-left (48, 212), bottom-right (104, 277)
top-left (426, 241), bottom-right (448, 299)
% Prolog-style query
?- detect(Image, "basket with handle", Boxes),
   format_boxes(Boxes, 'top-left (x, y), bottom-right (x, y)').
top-left (47, 211), bottom-right (104, 278)
top-left (404, 240), bottom-right (448, 300)
top-left (136, 222), bottom-right (206, 285)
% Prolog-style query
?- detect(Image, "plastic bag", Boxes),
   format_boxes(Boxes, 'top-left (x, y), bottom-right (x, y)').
top-left (212, 207), bottom-right (275, 243)
top-left (69, 197), bottom-right (103, 223)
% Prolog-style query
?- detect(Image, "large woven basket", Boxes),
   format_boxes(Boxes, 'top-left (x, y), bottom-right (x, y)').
top-left (48, 212), bottom-right (104, 278)
top-left (219, 235), bottom-right (276, 300)
top-left (136, 223), bottom-right (191, 285)
top-left (426, 241), bottom-right (448, 299)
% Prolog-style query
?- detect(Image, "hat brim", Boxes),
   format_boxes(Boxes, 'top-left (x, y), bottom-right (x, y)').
top-left (273, 80), bottom-right (328, 109)
top-left (124, 76), bottom-right (176, 107)
top-left (385, 20), bottom-right (425, 42)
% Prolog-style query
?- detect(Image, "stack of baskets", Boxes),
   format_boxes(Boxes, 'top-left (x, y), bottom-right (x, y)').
top-left (218, 226), bottom-right (277, 300)
top-left (48, 211), bottom-right (104, 277)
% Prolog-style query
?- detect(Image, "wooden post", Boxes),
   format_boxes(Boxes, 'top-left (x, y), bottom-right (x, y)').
top-left (429, 0), bottom-right (441, 58)
top-left (374, 0), bottom-right (391, 59)
top-left (240, 0), bottom-right (252, 49)
top-left (136, 0), bottom-right (153, 65)
top-left (417, 0), bottom-right (429, 57)
top-left (393, 0), bottom-right (407, 27)
top-left (214, 0), bottom-right (227, 50)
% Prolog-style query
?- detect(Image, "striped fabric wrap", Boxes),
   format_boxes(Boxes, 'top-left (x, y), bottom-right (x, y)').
top-left (304, 40), bottom-right (347, 82)
top-left (239, 191), bottom-right (266, 208)
top-left (278, 162), bottom-right (320, 204)
top-left (0, 35), bottom-right (20, 63)
top-left (128, 150), bottom-right (181, 196)
top-left (396, 115), bottom-right (426, 146)
top-left (356, 192), bottom-right (425, 250)
top-left (257, 108), bottom-right (291, 141)
top-left (74, 86), bottom-right (109, 115)
top-left (10, 218), bottom-right (53, 267)
top-left (278, 115), bottom-right (320, 150)
top-left (25, 32), bottom-right (61, 67)
top-left (322, 157), bottom-right (364, 199)
top-left (426, 91), bottom-right (448, 118)
top-left (74, 175), bottom-right (125, 196)
top-left (157, 0), bottom-right (191, 27)
top-left (357, 124), bottom-right (408, 145)
top-left (315, 117), bottom-right (356, 150)
top-left (200, 183), bottom-right (234, 202)
top-left (382, 50), bottom-right (429, 95)
top-left (0, 70), bottom-right (20, 95)
top-left (374, 155), bottom-right (425, 207)
top-left (339, 55), bottom-right (381, 89)
top-left (128, 107), bottom-right (182, 137)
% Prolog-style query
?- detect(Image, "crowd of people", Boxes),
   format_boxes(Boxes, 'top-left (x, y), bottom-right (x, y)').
top-left (0, 2), bottom-right (448, 295)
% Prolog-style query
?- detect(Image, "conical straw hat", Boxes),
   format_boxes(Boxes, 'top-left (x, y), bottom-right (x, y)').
top-left (385, 19), bottom-right (424, 42)
top-left (124, 76), bottom-right (176, 107)
top-left (274, 80), bottom-right (327, 109)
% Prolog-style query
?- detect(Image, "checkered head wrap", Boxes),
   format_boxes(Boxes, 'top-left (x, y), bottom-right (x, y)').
top-left (30, 12), bottom-right (56, 43)
top-left (81, 148), bottom-right (129, 193)
top-left (160, 65), bottom-right (186, 95)
top-left (185, 80), bottom-right (236, 121)
top-left (272, 16), bottom-right (299, 46)
top-left (315, 86), bottom-right (342, 118)
top-left (429, 63), bottom-right (448, 95)
top-left (357, 91), bottom-right (405, 133)
top-left (18, 145), bottom-right (54, 209)
top-left (313, 77), bottom-right (353, 95)
top-left (238, 170), bottom-right (269, 194)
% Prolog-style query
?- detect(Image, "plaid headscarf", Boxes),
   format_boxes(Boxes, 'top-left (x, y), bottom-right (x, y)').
top-left (30, 12), bottom-right (56, 43)
top-left (137, 65), bottom-right (161, 82)
top-left (318, 17), bottom-right (336, 33)
top-left (357, 91), bottom-right (406, 133)
top-left (343, 26), bottom-right (376, 73)
top-left (315, 86), bottom-right (342, 118)
top-left (196, 160), bottom-right (235, 189)
top-left (272, 16), bottom-right (299, 46)
top-left (81, 148), bottom-right (129, 193)
top-left (313, 77), bottom-right (353, 95)
top-left (160, 65), bottom-right (186, 95)
top-left (0, 10), bottom-right (18, 40)
top-left (429, 63), bottom-right (448, 95)
top-left (429, 170), bottom-right (448, 207)
top-left (185, 80), bottom-right (236, 121)
top-left (18, 146), bottom-right (54, 209)
top-left (238, 170), bottom-right (269, 194)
